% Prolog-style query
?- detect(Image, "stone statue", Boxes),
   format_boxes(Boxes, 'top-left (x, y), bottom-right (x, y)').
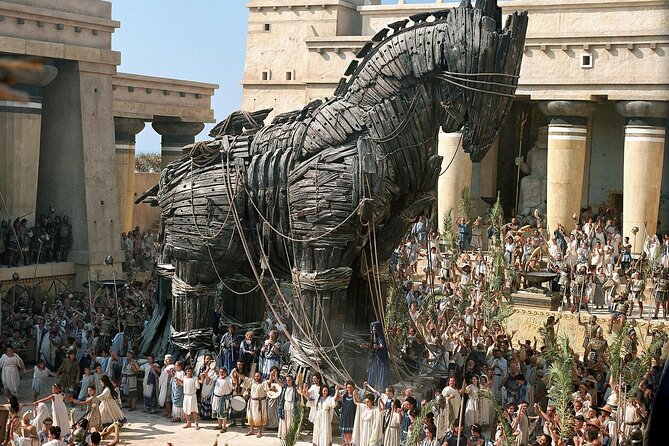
top-left (516, 126), bottom-right (548, 219)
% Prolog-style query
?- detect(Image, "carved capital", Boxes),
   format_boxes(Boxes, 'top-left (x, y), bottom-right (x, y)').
top-left (114, 117), bottom-right (145, 144)
top-left (539, 100), bottom-right (597, 126)
top-left (615, 101), bottom-right (669, 127)
top-left (152, 121), bottom-right (205, 147)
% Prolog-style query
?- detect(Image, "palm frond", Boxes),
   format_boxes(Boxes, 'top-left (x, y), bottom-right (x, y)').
top-left (281, 402), bottom-right (304, 446)
top-left (459, 186), bottom-right (472, 219)
top-left (406, 401), bottom-right (432, 446)
top-left (546, 336), bottom-right (574, 439)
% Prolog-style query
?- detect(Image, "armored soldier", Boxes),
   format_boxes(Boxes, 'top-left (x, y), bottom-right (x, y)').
top-left (652, 268), bottom-right (669, 319)
top-left (628, 271), bottom-right (645, 318)
top-left (0, 219), bottom-right (8, 264)
top-left (55, 215), bottom-right (73, 261)
top-left (578, 314), bottom-right (602, 354)
top-left (6, 219), bottom-right (21, 266)
top-left (99, 311), bottom-right (115, 351)
top-left (30, 220), bottom-right (45, 264)
top-left (124, 298), bottom-right (142, 345)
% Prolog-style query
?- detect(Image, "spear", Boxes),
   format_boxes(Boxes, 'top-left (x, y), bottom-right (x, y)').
top-left (514, 112), bottom-right (529, 213)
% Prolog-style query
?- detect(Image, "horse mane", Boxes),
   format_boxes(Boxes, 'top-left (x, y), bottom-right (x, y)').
top-left (332, 0), bottom-right (518, 106)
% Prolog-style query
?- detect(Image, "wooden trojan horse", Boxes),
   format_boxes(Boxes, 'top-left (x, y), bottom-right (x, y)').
top-left (138, 0), bottom-right (528, 371)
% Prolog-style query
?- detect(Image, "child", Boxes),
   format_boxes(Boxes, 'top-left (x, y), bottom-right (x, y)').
top-left (175, 367), bottom-right (200, 430)
top-left (78, 367), bottom-right (95, 400)
top-left (75, 385), bottom-right (102, 432)
top-left (30, 384), bottom-right (77, 437)
top-left (32, 359), bottom-right (56, 401)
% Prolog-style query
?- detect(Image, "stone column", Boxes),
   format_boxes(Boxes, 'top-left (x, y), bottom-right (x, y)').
top-left (539, 100), bottom-right (597, 232)
top-left (114, 118), bottom-right (145, 233)
top-left (152, 121), bottom-right (204, 169)
top-left (0, 65), bottom-right (57, 220)
top-left (437, 131), bottom-right (472, 233)
top-left (615, 101), bottom-right (669, 255)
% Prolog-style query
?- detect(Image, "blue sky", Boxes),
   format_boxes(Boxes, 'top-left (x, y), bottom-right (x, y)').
top-left (111, 0), bottom-right (433, 154)
top-left (111, 0), bottom-right (249, 154)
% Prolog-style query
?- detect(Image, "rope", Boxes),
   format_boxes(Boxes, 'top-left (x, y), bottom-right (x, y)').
top-left (435, 73), bottom-right (517, 98)
top-left (219, 149), bottom-right (351, 386)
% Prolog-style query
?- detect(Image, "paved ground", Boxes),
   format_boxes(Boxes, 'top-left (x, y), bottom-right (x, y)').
top-left (11, 374), bottom-right (339, 446)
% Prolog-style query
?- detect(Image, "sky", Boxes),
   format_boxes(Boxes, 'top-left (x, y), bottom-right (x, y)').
top-left (111, 0), bottom-right (249, 154)
top-left (111, 0), bottom-right (434, 154)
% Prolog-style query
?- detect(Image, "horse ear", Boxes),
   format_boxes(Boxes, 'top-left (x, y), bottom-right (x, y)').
top-left (473, 0), bottom-right (502, 23)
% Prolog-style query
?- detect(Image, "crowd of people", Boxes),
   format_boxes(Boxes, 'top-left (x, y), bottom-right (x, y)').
top-left (0, 209), bottom-right (73, 267)
top-left (0, 207), bottom-right (666, 446)
top-left (120, 227), bottom-right (157, 273)
top-left (0, 263), bottom-right (156, 445)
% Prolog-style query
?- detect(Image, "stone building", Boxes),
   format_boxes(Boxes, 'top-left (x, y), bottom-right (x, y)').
top-left (0, 0), bottom-right (217, 287)
top-left (241, 0), bottom-right (669, 254)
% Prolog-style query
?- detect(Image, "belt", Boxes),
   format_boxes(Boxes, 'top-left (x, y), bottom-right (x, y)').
top-left (185, 393), bottom-right (197, 396)
top-left (252, 397), bottom-right (267, 401)
top-left (214, 393), bottom-right (232, 398)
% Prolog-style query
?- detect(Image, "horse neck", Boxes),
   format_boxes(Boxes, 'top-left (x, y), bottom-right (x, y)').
top-left (364, 83), bottom-right (441, 194)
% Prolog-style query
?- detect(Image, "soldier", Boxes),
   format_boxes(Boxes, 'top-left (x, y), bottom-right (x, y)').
top-left (652, 268), bottom-right (669, 319)
top-left (98, 309), bottom-right (114, 351)
top-left (30, 220), bottom-right (45, 264)
top-left (55, 215), bottom-right (73, 262)
top-left (578, 314), bottom-right (602, 359)
top-left (18, 218), bottom-right (30, 266)
top-left (0, 219), bottom-right (8, 265)
top-left (6, 219), bottom-right (21, 267)
top-left (628, 271), bottom-right (645, 318)
top-left (124, 298), bottom-right (141, 346)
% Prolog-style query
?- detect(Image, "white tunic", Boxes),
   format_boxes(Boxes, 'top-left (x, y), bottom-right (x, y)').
top-left (309, 396), bottom-right (337, 446)
top-left (181, 376), bottom-right (200, 415)
top-left (247, 380), bottom-right (270, 425)
top-left (0, 353), bottom-right (24, 395)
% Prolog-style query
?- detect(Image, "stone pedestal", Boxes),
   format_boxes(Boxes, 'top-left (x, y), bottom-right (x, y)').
top-left (540, 101), bottom-right (597, 232)
top-left (511, 290), bottom-right (562, 311)
top-left (0, 65), bottom-right (57, 220)
top-left (152, 121), bottom-right (204, 169)
top-left (437, 131), bottom-right (472, 233)
top-left (616, 101), bottom-right (669, 255)
top-left (114, 117), bottom-right (145, 233)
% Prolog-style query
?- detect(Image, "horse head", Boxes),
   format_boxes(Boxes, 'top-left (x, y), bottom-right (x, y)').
top-left (336, 0), bottom-right (527, 163)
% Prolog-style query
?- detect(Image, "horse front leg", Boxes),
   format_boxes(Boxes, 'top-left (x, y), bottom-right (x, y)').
top-left (290, 244), bottom-right (352, 367)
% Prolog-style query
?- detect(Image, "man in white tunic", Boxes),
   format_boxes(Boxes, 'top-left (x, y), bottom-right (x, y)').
top-left (246, 371), bottom-right (270, 437)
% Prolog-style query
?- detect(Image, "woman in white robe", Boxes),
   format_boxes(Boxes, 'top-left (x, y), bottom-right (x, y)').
top-left (0, 346), bottom-right (26, 396)
top-left (352, 394), bottom-right (384, 446)
top-left (384, 399), bottom-right (403, 446)
top-left (308, 385), bottom-right (337, 446)
top-left (464, 375), bottom-right (481, 431)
